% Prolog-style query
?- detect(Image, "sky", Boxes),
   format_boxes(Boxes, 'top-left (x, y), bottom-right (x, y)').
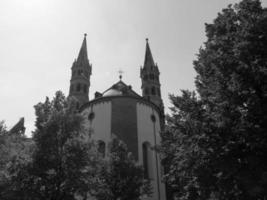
top-left (1, 0), bottom-right (266, 136)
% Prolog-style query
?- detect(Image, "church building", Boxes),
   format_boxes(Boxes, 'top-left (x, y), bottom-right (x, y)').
top-left (69, 35), bottom-right (166, 200)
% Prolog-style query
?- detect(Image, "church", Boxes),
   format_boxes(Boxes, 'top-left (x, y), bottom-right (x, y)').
top-left (68, 34), bottom-right (166, 200)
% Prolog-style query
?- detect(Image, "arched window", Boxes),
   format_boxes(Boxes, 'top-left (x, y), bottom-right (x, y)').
top-left (88, 112), bottom-right (95, 121)
top-left (151, 114), bottom-right (156, 122)
top-left (144, 88), bottom-right (149, 95)
top-left (98, 140), bottom-right (106, 158)
top-left (151, 87), bottom-right (156, 95)
top-left (142, 142), bottom-right (153, 179)
top-left (149, 74), bottom-right (154, 80)
top-left (157, 88), bottom-right (161, 97)
top-left (83, 85), bottom-right (87, 93)
top-left (85, 71), bottom-right (88, 78)
top-left (144, 74), bottom-right (148, 81)
top-left (76, 83), bottom-right (81, 92)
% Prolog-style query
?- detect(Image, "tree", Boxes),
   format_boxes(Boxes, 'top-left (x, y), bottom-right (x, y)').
top-left (95, 138), bottom-right (151, 200)
top-left (161, 1), bottom-right (267, 199)
top-left (0, 121), bottom-right (33, 200)
top-left (21, 91), bottom-right (100, 200)
top-left (160, 91), bottom-right (208, 200)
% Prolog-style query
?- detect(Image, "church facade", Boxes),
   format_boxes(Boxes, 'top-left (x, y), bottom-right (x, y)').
top-left (69, 35), bottom-right (166, 200)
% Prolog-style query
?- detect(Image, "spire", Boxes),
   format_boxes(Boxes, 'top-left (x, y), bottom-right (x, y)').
top-left (9, 117), bottom-right (25, 135)
top-left (77, 33), bottom-right (88, 63)
top-left (69, 34), bottom-right (92, 106)
top-left (144, 38), bottom-right (155, 67)
top-left (140, 39), bottom-right (163, 111)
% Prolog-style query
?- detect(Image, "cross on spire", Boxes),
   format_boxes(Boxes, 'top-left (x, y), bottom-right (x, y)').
top-left (118, 69), bottom-right (124, 80)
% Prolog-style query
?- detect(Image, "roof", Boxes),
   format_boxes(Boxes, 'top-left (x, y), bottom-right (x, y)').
top-left (144, 38), bottom-right (155, 67)
top-left (102, 81), bottom-right (141, 98)
top-left (9, 117), bottom-right (25, 135)
top-left (79, 80), bottom-right (164, 114)
top-left (77, 34), bottom-right (88, 64)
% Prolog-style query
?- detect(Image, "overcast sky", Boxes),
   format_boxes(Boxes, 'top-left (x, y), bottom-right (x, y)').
top-left (1, 0), bottom-right (266, 136)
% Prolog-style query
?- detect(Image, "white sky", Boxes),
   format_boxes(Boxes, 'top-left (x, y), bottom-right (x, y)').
top-left (1, 0), bottom-right (266, 136)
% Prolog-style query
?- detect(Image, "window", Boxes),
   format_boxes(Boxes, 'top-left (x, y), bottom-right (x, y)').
top-left (144, 75), bottom-right (148, 81)
top-left (76, 83), bottom-right (81, 92)
top-left (83, 85), bottom-right (87, 93)
top-left (85, 71), bottom-right (88, 78)
top-left (157, 88), bottom-right (161, 97)
top-left (149, 74), bottom-right (154, 80)
top-left (88, 112), bottom-right (95, 121)
top-left (145, 88), bottom-right (149, 95)
top-left (143, 142), bottom-right (153, 179)
top-left (151, 114), bottom-right (156, 122)
top-left (98, 140), bottom-right (106, 157)
top-left (76, 102), bottom-right (80, 109)
top-left (151, 87), bottom-right (156, 95)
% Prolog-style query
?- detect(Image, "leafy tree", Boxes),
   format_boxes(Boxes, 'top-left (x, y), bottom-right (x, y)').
top-left (161, 91), bottom-right (207, 200)
top-left (161, 0), bottom-right (267, 199)
top-left (95, 138), bottom-right (152, 200)
top-left (0, 121), bottom-right (33, 200)
top-left (5, 91), bottom-right (100, 200)
top-left (0, 121), bottom-right (10, 197)
top-left (30, 91), bottom-right (102, 200)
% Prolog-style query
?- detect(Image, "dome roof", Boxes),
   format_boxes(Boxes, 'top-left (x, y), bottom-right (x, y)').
top-left (102, 88), bottom-right (123, 97)
top-left (101, 81), bottom-right (140, 98)
top-left (80, 80), bottom-right (161, 114)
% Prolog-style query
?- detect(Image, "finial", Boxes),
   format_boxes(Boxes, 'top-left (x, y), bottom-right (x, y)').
top-left (84, 33), bottom-right (87, 37)
top-left (118, 69), bottom-right (124, 81)
top-left (146, 38), bottom-right (149, 43)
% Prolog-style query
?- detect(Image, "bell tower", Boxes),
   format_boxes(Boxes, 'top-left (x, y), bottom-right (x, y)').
top-left (140, 39), bottom-right (163, 110)
top-left (69, 34), bottom-right (92, 107)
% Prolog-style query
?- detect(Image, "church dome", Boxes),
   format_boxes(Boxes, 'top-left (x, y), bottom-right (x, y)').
top-left (102, 88), bottom-right (123, 97)
top-left (101, 81), bottom-right (140, 98)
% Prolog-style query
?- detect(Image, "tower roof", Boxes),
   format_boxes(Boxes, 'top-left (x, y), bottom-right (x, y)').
top-left (9, 117), bottom-right (25, 135)
top-left (144, 38), bottom-right (155, 67)
top-left (77, 34), bottom-right (88, 63)
top-left (69, 34), bottom-right (91, 105)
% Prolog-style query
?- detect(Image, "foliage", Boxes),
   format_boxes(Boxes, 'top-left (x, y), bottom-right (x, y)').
top-left (28, 91), bottom-right (101, 200)
top-left (94, 138), bottom-right (152, 200)
top-left (161, 91), bottom-right (207, 200)
top-left (0, 91), bottom-right (101, 200)
top-left (161, 0), bottom-right (267, 199)
top-left (0, 121), bottom-right (33, 200)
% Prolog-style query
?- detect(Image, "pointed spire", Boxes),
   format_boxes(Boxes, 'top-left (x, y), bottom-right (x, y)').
top-left (144, 38), bottom-right (155, 67)
top-left (69, 34), bottom-right (92, 105)
top-left (140, 39), bottom-right (163, 111)
top-left (77, 33), bottom-right (88, 63)
top-left (9, 117), bottom-right (25, 135)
